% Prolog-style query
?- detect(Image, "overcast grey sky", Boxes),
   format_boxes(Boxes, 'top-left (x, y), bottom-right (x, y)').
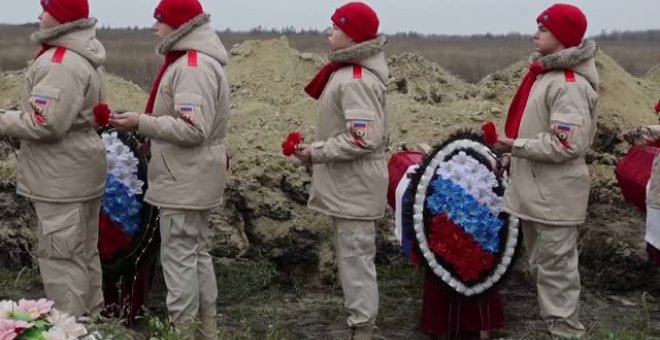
top-left (0, 0), bottom-right (657, 36)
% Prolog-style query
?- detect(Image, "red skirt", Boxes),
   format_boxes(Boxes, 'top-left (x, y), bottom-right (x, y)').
top-left (648, 243), bottom-right (660, 265)
top-left (420, 272), bottom-right (505, 337)
top-left (102, 262), bottom-right (156, 326)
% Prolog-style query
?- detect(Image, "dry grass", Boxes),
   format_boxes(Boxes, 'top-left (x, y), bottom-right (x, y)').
top-left (0, 24), bottom-right (658, 88)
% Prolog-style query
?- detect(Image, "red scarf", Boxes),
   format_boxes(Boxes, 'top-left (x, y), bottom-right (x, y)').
top-left (504, 61), bottom-right (548, 138)
top-left (145, 51), bottom-right (187, 113)
top-left (304, 62), bottom-right (349, 100)
top-left (34, 44), bottom-right (53, 60)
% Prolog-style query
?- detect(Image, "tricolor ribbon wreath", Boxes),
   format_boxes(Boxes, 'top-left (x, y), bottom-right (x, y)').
top-left (93, 103), bottom-right (146, 260)
top-left (398, 130), bottom-right (520, 297)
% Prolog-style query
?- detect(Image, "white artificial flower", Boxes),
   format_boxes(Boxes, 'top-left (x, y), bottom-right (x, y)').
top-left (47, 310), bottom-right (87, 339)
top-left (435, 153), bottom-right (503, 215)
top-left (101, 131), bottom-right (144, 195)
top-left (0, 300), bottom-right (17, 319)
top-left (44, 326), bottom-right (70, 340)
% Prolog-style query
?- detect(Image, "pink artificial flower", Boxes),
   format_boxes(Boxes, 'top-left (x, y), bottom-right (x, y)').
top-left (0, 320), bottom-right (31, 340)
top-left (16, 299), bottom-right (53, 319)
top-left (0, 329), bottom-right (18, 340)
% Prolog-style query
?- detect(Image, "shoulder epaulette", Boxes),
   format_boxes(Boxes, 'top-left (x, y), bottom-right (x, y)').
top-left (353, 65), bottom-right (363, 79)
top-left (51, 47), bottom-right (67, 64)
top-left (564, 69), bottom-right (576, 83)
top-left (187, 50), bottom-right (198, 67)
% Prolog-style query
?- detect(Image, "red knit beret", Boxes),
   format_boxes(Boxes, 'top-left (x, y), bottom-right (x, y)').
top-left (40, 0), bottom-right (89, 23)
top-left (537, 3), bottom-right (588, 48)
top-left (154, 0), bottom-right (204, 29)
top-left (331, 2), bottom-right (379, 43)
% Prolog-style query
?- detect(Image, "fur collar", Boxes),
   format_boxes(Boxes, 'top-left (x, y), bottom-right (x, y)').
top-left (158, 13), bottom-right (210, 55)
top-left (329, 35), bottom-right (387, 63)
top-left (31, 18), bottom-right (97, 44)
top-left (531, 40), bottom-right (598, 71)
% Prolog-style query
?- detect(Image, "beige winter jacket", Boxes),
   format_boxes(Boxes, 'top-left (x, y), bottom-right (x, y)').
top-left (308, 36), bottom-right (390, 220)
top-left (504, 40), bottom-right (600, 226)
top-left (137, 14), bottom-right (230, 210)
top-left (0, 18), bottom-right (107, 203)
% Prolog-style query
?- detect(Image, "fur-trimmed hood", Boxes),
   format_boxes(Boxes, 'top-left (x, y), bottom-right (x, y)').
top-left (532, 40), bottom-right (599, 89)
top-left (158, 13), bottom-right (228, 66)
top-left (330, 35), bottom-right (389, 84)
top-left (31, 18), bottom-right (105, 68)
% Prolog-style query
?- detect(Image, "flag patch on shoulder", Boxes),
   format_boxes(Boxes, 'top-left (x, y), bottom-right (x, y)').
top-left (352, 120), bottom-right (368, 129)
top-left (31, 97), bottom-right (49, 111)
top-left (351, 120), bottom-right (369, 140)
top-left (553, 122), bottom-right (574, 149)
top-left (557, 123), bottom-right (572, 132)
top-left (177, 104), bottom-right (196, 125)
top-left (178, 104), bottom-right (194, 112)
top-left (30, 97), bottom-right (49, 124)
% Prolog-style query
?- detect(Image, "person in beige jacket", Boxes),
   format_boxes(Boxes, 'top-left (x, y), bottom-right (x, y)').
top-left (295, 3), bottom-right (388, 339)
top-left (0, 0), bottom-right (106, 318)
top-left (495, 4), bottom-right (599, 338)
top-left (110, 0), bottom-right (229, 338)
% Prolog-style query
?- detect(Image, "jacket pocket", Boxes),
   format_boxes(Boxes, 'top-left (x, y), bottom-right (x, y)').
top-left (34, 202), bottom-right (83, 259)
top-left (160, 150), bottom-right (178, 182)
top-left (530, 162), bottom-right (550, 202)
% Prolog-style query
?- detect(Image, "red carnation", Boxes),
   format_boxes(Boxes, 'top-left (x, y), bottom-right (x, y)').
top-left (94, 102), bottom-right (111, 127)
top-left (282, 131), bottom-right (305, 157)
top-left (481, 121), bottom-right (498, 146)
top-left (282, 141), bottom-right (297, 157)
top-left (655, 100), bottom-right (660, 113)
top-left (287, 131), bottom-right (304, 145)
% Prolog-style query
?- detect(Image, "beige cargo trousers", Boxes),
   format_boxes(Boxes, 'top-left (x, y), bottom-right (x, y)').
top-left (34, 199), bottom-right (104, 318)
top-left (332, 217), bottom-right (379, 334)
top-left (160, 209), bottom-right (218, 340)
top-left (523, 221), bottom-right (586, 339)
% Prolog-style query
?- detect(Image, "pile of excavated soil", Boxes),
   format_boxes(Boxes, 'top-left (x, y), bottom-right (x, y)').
top-left (0, 37), bottom-right (655, 288)
top-left (645, 63), bottom-right (660, 84)
top-left (387, 53), bottom-right (479, 105)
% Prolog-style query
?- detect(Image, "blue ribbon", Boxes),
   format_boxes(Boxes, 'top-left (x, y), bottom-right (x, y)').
top-left (102, 175), bottom-right (143, 236)
top-left (426, 177), bottom-right (504, 253)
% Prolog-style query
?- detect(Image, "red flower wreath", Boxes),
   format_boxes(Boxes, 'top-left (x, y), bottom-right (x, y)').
top-left (282, 131), bottom-right (304, 157)
top-left (98, 213), bottom-right (133, 260)
top-left (428, 214), bottom-right (495, 282)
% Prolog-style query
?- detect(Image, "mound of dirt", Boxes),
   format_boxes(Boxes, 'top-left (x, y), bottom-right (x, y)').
top-left (477, 59), bottom-right (527, 105)
top-left (0, 71), bottom-right (23, 110)
top-left (645, 63), bottom-right (660, 84)
top-left (387, 53), bottom-right (478, 105)
top-left (597, 52), bottom-right (658, 128)
top-left (228, 36), bottom-right (324, 106)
